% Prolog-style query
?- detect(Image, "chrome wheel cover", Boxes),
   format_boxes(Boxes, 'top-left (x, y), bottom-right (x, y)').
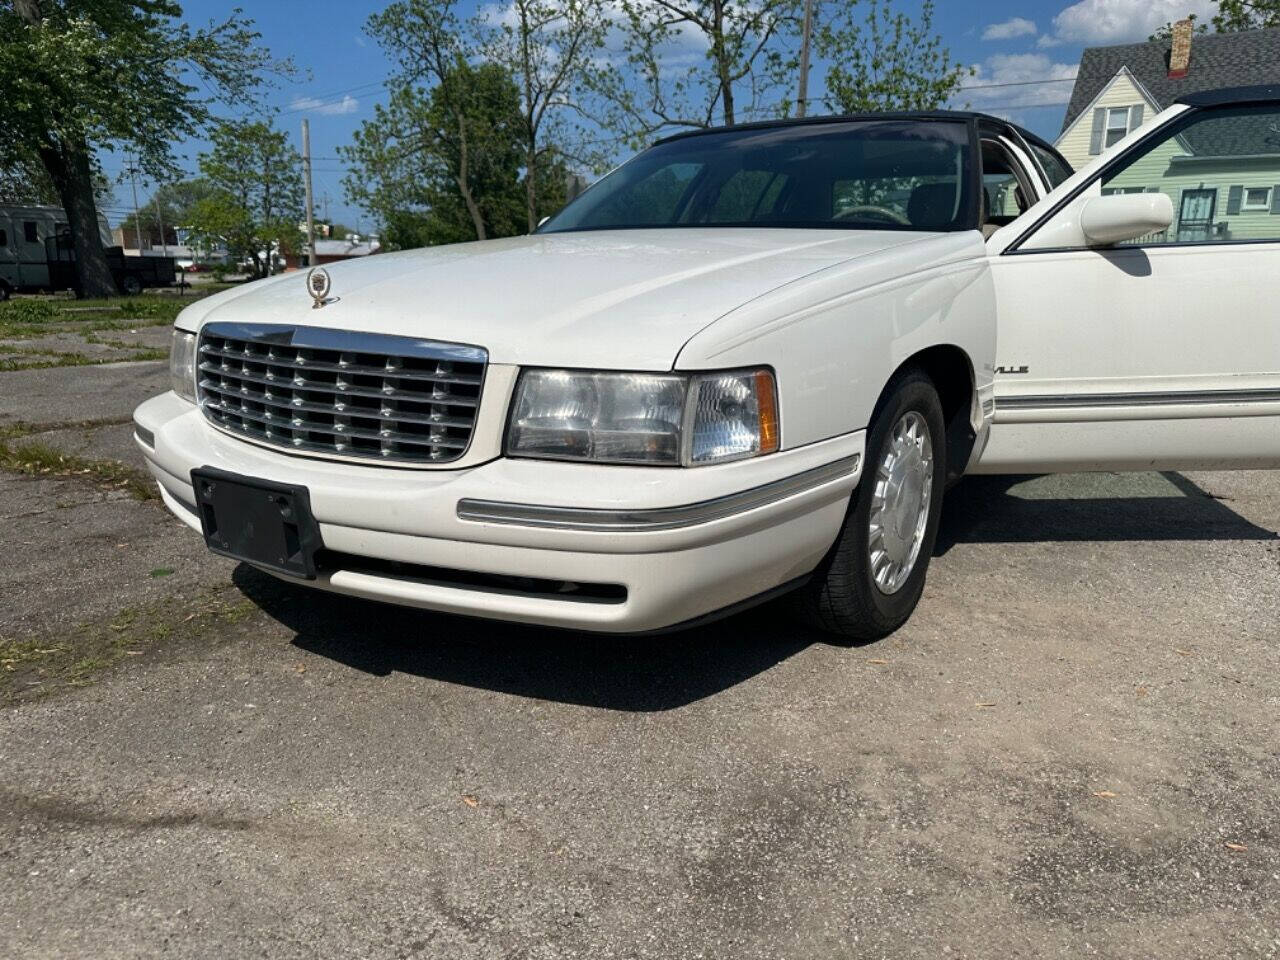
top-left (868, 411), bottom-right (934, 595)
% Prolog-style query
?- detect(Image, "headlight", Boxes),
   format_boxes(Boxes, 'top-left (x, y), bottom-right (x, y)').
top-left (170, 329), bottom-right (197, 403)
top-left (506, 367), bottom-right (778, 466)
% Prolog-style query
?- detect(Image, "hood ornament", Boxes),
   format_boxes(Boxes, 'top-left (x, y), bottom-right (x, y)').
top-left (307, 267), bottom-right (334, 309)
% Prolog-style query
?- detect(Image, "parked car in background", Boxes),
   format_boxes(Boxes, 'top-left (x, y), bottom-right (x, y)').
top-left (134, 87), bottom-right (1280, 640)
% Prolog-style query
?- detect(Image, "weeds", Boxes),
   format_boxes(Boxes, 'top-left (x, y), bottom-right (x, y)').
top-left (1, 590), bottom-right (260, 704)
top-left (0, 437), bottom-right (156, 500)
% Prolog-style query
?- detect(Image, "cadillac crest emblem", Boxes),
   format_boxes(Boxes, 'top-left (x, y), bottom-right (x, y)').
top-left (307, 267), bottom-right (333, 309)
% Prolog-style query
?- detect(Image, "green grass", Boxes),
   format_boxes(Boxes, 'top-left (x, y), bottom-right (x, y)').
top-left (150, 567), bottom-right (175, 579)
top-left (0, 437), bottom-right (156, 500)
top-left (0, 348), bottom-right (166, 372)
top-left (0, 289), bottom-right (221, 339)
top-left (0, 415), bottom-right (134, 441)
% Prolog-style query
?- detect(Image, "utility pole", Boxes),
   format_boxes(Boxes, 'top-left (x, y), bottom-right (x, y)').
top-left (127, 165), bottom-right (145, 254)
top-left (302, 118), bottom-right (317, 269)
top-left (153, 189), bottom-right (168, 257)
top-left (797, 0), bottom-right (815, 118)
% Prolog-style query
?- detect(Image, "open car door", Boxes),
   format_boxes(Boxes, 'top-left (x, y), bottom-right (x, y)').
top-left (977, 87), bottom-right (1280, 473)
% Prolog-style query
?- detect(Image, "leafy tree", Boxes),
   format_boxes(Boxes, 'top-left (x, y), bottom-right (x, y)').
top-left (0, 155), bottom-right (90, 204)
top-left (341, 65), bottom-right (529, 248)
top-left (188, 118), bottom-right (303, 279)
top-left (1150, 2), bottom-right (1279, 40)
top-left (476, 0), bottom-right (606, 232)
top-left (589, 0), bottom-right (802, 143)
top-left (0, 1), bottom-right (283, 296)
top-left (1213, 0), bottom-right (1280, 29)
top-left (364, 0), bottom-right (528, 241)
top-left (817, 0), bottom-right (971, 114)
top-left (148, 178), bottom-right (219, 230)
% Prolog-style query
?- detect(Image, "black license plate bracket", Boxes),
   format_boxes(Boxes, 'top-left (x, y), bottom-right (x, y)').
top-left (191, 467), bottom-right (322, 579)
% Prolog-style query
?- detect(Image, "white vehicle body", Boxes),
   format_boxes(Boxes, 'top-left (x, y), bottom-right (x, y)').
top-left (135, 89), bottom-right (1280, 635)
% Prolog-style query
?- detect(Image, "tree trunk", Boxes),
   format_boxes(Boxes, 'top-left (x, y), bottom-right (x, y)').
top-left (525, 138), bottom-right (538, 234)
top-left (456, 123), bottom-right (487, 241)
top-left (713, 0), bottom-right (735, 125)
top-left (39, 140), bottom-right (116, 298)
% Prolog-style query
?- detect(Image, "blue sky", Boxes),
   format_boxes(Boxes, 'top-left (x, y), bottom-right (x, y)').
top-left (100, 0), bottom-right (1218, 228)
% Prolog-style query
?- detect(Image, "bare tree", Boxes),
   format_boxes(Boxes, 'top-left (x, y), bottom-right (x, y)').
top-left (589, 0), bottom-right (803, 146)
top-left (478, 0), bottom-right (607, 232)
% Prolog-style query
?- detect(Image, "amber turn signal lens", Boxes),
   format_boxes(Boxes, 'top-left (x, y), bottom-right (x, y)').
top-left (754, 369), bottom-right (779, 455)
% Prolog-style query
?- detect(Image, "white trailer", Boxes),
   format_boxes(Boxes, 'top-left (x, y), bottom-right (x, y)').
top-left (0, 203), bottom-right (112, 298)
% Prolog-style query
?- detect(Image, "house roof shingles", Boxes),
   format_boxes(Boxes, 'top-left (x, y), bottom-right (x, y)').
top-left (1062, 27), bottom-right (1280, 132)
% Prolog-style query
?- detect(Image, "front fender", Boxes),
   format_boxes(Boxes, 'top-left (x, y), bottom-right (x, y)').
top-left (675, 233), bottom-right (996, 451)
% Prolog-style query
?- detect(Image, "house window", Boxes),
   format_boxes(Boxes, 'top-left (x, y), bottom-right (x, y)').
top-left (1242, 186), bottom-right (1272, 211)
top-left (1105, 107), bottom-right (1131, 148)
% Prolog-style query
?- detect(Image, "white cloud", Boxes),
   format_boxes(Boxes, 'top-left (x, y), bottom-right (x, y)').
top-left (982, 17), bottom-right (1037, 41)
top-left (962, 53), bottom-right (1080, 109)
top-left (1041, 0), bottom-right (1216, 46)
top-left (289, 94), bottom-right (360, 116)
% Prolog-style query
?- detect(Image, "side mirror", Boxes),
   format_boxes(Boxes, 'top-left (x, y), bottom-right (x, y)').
top-left (1079, 192), bottom-right (1173, 247)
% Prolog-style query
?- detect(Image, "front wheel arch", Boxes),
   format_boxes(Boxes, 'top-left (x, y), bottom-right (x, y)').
top-left (873, 345), bottom-right (976, 485)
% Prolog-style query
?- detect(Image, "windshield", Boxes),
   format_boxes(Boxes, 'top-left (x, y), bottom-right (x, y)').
top-left (540, 119), bottom-right (976, 234)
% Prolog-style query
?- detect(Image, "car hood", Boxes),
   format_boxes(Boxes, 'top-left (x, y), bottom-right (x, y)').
top-left (184, 228), bottom-right (934, 369)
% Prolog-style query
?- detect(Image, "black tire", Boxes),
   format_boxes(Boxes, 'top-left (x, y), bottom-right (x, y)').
top-left (0, 281), bottom-right (11, 301)
top-left (119, 274), bottom-right (143, 296)
top-left (796, 368), bottom-right (947, 640)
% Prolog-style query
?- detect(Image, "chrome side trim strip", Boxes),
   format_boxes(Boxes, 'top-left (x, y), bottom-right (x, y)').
top-left (457, 455), bottom-right (860, 532)
top-left (998, 387), bottom-right (1280, 411)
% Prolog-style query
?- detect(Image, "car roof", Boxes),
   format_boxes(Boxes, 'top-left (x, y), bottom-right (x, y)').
top-left (652, 110), bottom-right (1061, 155)
top-left (1176, 84), bottom-right (1280, 107)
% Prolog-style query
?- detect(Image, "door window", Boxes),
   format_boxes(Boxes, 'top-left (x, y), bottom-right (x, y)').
top-left (1098, 103), bottom-right (1280, 246)
top-left (0, 229), bottom-right (7, 247)
top-left (980, 139), bottom-right (1036, 236)
top-left (1029, 143), bottom-right (1073, 189)
top-left (23, 221), bottom-right (38, 244)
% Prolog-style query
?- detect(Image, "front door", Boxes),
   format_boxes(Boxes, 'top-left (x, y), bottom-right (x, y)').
top-left (978, 98), bottom-right (1280, 472)
top-left (1176, 188), bottom-right (1217, 242)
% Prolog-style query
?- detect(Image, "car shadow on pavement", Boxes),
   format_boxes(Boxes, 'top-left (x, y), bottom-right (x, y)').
top-left (935, 471), bottom-right (1277, 555)
top-left (232, 564), bottom-right (817, 712)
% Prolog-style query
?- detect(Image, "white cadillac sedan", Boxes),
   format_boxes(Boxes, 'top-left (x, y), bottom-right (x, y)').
top-left (135, 88), bottom-right (1280, 638)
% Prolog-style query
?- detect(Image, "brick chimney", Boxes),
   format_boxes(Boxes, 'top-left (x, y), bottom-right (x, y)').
top-left (1169, 18), bottom-right (1193, 78)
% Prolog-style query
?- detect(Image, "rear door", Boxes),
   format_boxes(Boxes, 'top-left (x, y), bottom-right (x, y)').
top-left (977, 96), bottom-right (1280, 472)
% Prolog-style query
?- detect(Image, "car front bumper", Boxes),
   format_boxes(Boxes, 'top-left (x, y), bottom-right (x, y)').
top-left (134, 392), bottom-right (863, 633)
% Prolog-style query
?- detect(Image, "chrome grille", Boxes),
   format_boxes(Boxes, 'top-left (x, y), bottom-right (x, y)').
top-left (196, 322), bottom-right (486, 465)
